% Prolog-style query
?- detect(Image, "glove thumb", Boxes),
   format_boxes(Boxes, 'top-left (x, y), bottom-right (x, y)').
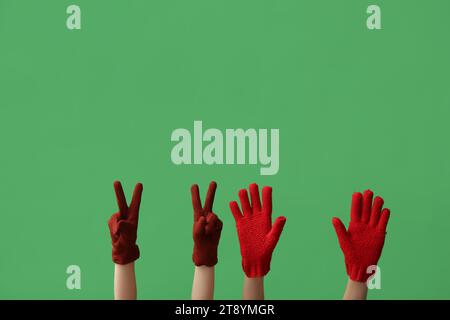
top-left (266, 216), bottom-right (287, 252)
top-left (108, 212), bottom-right (121, 236)
top-left (332, 217), bottom-right (348, 246)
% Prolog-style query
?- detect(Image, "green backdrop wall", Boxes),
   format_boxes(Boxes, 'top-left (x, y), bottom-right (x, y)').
top-left (1, 0), bottom-right (449, 299)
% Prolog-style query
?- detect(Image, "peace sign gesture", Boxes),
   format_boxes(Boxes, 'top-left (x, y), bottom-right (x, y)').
top-left (191, 181), bottom-right (223, 267)
top-left (108, 181), bottom-right (143, 265)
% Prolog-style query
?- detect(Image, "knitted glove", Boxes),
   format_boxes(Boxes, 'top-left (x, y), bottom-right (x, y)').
top-left (108, 181), bottom-right (142, 265)
top-left (332, 190), bottom-right (391, 282)
top-left (230, 183), bottom-right (286, 278)
top-left (191, 181), bottom-right (223, 267)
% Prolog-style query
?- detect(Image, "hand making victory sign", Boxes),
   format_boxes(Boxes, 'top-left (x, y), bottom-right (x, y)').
top-left (191, 181), bottom-right (223, 300)
top-left (108, 180), bottom-right (143, 300)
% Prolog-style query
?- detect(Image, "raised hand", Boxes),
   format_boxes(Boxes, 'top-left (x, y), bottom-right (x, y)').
top-left (108, 181), bottom-right (143, 265)
top-left (191, 181), bottom-right (223, 267)
top-left (332, 190), bottom-right (391, 282)
top-left (230, 183), bottom-right (287, 278)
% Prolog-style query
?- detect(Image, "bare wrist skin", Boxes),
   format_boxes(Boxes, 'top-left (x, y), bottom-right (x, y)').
top-left (343, 279), bottom-right (368, 300)
top-left (192, 266), bottom-right (215, 300)
top-left (243, 276), bottom-right (264, 300)
top-left (114, 262), bottom-right (137, 300)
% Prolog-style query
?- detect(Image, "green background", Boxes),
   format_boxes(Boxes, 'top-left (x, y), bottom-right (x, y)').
top-left (0, 0), bottom-right (449, 299)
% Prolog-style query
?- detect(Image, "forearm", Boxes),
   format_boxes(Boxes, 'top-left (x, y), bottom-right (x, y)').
top-left (114, 262), bottom-right (137, 300)
top-left (243, 276), bottom-right (264, 300)
top-left (192, 266), bottom-right (215, 300)
top-left (343, 279), bottom-right (367, 300)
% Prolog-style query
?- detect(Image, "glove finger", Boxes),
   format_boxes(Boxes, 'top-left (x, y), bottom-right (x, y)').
top-left (229, 201), bottom-right (243, 222)
top-left (115, 220), bottom-right (137, 244)
top-left (108, 212), bottom-right (121, 235)
top-left (332, 217), bottom-right (348, 246)
top-left (205, 224), bottom-right (212, 235)
top-left (238, 188), bottom-right (252, 215)
top-left (350, 192), bottom-right (363, 222)
top-left (205, 214), bottom-right (219, 235)
top-left (369, 196), bottom-right (384, 227)
top-left (216, 219), bottom-right (223, 231)
top-left (249, 183), bottom-right (262, 212)
top-left (266, 216), bottom-right (286, 252)
top-left (117, 220), bottom-right (135, 233)
top-left (206, 212), bottom-right (218, 225)
top-left (377, 208), bottom-right (390, 233)
top-left (203, 181), bottom-right (217, 213)
top-left (262, 186), bottom-right (272, 215)
top-left (191, 184), bottom-right (202, 220)
top-left (194, 216), bottom-right (207, 237)
top-left (207, 213), bottom-right (223, 232)
top-left (361, 189), bottom-right (373, 224)
top-left (114, 181), bottom-right (128, 219)
top-left (128, 183), bottom-right (143, 225)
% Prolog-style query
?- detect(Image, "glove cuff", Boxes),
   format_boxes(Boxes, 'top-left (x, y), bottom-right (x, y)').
top-left (192, 250), bottom-right (218, 267)
top-left (112, 244), bottom-right (140, 265)
top-left (242, 261), bottom-right (270, 278)
top-left (346, 264), bottom-right (377, 282)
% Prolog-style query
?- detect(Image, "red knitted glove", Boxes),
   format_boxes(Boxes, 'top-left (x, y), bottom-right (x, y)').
top-left (191, 181), bottom-right (223, 267)
top-left (108, 181), bottom-right (143, 265)
top-left (230, 183), bottom-right (286, 278)
top-left (332, 190), bottom-right (391, 282)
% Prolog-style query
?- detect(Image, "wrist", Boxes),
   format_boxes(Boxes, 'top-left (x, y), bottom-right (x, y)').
top-left (192, 247), bottom-right (218, 267)
top-left (344, 278), bottom-right (368, 300)
top-left (244, 275), bottom-right (264, 281)
top-left (243, 275), bottom-right (264, 300)
top-left (346, 263), bottom-right (377, 282)
top-left (112, 244), bottom-right (140, 265)
top-left (347, 278), bottom-right (367, 288)
top-left (195, 265), bottom-right (215, 272)
top-left (114, 261), bottom-right (135, 269)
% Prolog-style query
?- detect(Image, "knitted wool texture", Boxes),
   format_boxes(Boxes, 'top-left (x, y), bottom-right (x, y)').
top-left (332, 190), bottom-right (391, 282)
top-left (191, 181), bottom-right (223, 267)
top-left (230, 183), bottom-right (286, 278)
top-left (108, 181), bottom-right (142, 265)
